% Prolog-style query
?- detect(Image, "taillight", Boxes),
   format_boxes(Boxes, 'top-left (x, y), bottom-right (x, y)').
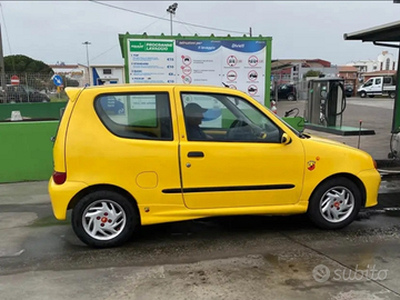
top-left (53, 171), bottom-right (66, 184)
top-left (373, 159), bottom-right (378, 169)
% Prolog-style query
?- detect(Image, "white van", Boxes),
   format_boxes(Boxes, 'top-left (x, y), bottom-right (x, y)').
top-left (357, 76), bottom-right (396, 99)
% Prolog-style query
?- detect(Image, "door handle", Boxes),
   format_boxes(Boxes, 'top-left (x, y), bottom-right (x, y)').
top-left (187, 151), bottom-right (204, 158)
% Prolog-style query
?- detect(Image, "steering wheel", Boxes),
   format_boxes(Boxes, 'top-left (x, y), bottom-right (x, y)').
top-left (226, 119), bottom-right (267, 140)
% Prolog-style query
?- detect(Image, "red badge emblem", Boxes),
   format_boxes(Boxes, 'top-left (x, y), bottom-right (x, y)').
top-left (307, 160), bottom-right (316, 171)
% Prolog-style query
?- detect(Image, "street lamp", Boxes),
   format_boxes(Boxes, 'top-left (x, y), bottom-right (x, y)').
top-left (82, 41), bottom-right (91, 85)
top-left (166, 3), bottom-right (178, 35)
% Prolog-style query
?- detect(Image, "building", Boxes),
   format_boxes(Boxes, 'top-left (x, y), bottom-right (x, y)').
top-left (271, 59), bottom-right (339, 84)
top-left (346, 51), bottom-right (398, 82)
top-left (90, 64), bottom-right (125, 86)
top-left (338, 66), bottom-right (358, 80)
top-left (361, 70), bottom-right (397, 82)
top-left (49, 63), bottom-right (89, 87)
top-left (338, 66), bottom-right (359, 91)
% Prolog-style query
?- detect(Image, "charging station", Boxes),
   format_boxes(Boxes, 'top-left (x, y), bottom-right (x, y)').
top-left (304, 78), bottom-right (375, 136)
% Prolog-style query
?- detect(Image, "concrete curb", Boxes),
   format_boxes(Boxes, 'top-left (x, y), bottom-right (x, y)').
top-left (376, 159), bottom-right (400, 169)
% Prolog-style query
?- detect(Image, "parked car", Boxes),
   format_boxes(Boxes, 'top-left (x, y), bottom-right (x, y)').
top-left (270, 84), bottom-right (297, 101)
top-left (4, 84), bottom-right (50, 103)
top-left (49, 84), bottom-right (380, 248)
top-left (345, 85), bottom-right (353, 98)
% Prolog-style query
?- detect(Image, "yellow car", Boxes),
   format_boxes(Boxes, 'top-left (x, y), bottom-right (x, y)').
top-left (49, 84), bottom-right (381, 248)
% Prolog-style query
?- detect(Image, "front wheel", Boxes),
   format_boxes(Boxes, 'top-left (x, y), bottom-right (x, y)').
top-left (359, 91), bottom-right (367, 98)
top-left (287, 94), bottom-right (295, 101)
top-left (72, 190), bottom-right (139, 248)
top-left (307, 178), bottom-right (361, 230)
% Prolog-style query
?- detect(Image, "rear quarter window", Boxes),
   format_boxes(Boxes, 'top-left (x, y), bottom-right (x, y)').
top-left (94, 92), bottom-right (173, 141)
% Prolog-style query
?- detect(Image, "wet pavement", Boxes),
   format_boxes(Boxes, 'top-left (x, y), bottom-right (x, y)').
top-left (277, 97), bottom-right (395, 160)
top-left (2, 182), bottom-right (400, 299)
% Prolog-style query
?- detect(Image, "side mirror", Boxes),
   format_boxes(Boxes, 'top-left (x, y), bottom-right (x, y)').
top-left (281, 133), bottom-right (291, 145)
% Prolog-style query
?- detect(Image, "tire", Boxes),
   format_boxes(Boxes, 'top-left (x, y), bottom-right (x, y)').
top-left (389, 92), bottom-right (396, 99)
top-left (359, 91), bottom-right (367, 98)
top-left (307, 177), bottom-right (362, 230)
top-left (72, 190), bottom-right (139, 248)
top-left (287, 94), bottom-right (295, 101)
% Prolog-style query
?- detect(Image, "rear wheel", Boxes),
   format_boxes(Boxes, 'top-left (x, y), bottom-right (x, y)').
top-left (389, 92), bottom-right (396, 99)
top-left (307, 177), bottom-right (361, 230)
top-left (287, 94), bottom-right (295, 101)
top-left (359, 91), bottom-right (367, 98)
top-left (72, 190), bottom-right (139, 248)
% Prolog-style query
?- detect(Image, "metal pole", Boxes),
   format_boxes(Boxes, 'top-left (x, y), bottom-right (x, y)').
top-left (249, 27), bottom-right (252, 37)
top-left (0, 23), bottom-right (6, 103)
top-left (83, 41), bottom-right (91, 86)
top-left (391, 46), bottom-right (400, 133)
top-left (170, 13), bottom-right (173, 35)
top-left (25, 72), bottom-right (29, 102)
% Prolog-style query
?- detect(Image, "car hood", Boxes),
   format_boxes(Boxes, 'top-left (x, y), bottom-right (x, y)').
top-left (302, 133), bottom-right (367, 152)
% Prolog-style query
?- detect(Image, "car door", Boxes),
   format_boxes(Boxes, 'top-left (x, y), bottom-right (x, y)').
top-left (362, 79), bottom-right (373, 93)
top-left (371, 78), bottom-right (383, 94)
top-left (174, 88), bottom-right (305, 209)
top-left (278, 85), bottom-right (287, 99)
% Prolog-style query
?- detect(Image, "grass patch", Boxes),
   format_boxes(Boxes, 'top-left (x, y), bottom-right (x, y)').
top-left (50, 96), bottom-right (68, 103)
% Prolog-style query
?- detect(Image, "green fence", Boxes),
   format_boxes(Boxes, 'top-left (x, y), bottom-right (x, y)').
top-left (0, 121), bottom-right (59, 183)
top-left (0, 102), bottom-right (67, 121)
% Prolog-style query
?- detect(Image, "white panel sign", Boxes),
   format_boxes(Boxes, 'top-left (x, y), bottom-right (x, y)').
top-left (127, 39), bottom-right (175, 84)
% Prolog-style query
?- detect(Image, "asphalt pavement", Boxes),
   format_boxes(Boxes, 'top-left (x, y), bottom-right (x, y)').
top-left (1, 181), bottom-right (400, 300)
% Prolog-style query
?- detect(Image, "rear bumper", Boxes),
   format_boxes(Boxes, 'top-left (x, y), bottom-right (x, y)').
top-left (48, 178), bottom-right (88, 220)
top-left (357, 169), bottom-right (381, 208)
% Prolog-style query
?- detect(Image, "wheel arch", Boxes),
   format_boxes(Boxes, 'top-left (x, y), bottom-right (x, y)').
top-left (308, 173), bottom-right (367, 208)
top-left (67, 184), bottom-right (141, 221)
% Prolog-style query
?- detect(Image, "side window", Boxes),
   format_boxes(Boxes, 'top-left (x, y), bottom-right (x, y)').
top-left (384, 77), bottom-right (392, 84)
top-left (94, 92), bottom-right (173, 141)
top-left (375, 78), bottom-right (382, 85)
top-left (364, 80), bottom-right (372, 87)
top-left (181, 93), bottom-right (282, 143)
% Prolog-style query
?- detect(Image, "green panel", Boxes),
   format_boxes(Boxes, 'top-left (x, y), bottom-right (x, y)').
top-left (265, 39), bottom-right (272, 108)
top-left (221, 109), bottom-right (236, 128)
top-left (282, 117), bottom-right (305, 132)
top-left (0, 102), bottom-right (66, 121)
top-left (0, 121), bottom-right (59, 183)
top-left (129, 109), bottom-right (157, 127)
top-left (129, 40), bottom-right (174, 52)
top-left (392, 52), bottom-right (400, 133)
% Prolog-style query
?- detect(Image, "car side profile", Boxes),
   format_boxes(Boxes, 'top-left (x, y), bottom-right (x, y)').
top-left (49, 84), bottom-right (381, 248)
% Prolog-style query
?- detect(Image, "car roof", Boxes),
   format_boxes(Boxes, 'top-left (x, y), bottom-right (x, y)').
top-left (65, 83), bottom-right (241, 102)
top-left (82, 83), bottom-right (231, 90)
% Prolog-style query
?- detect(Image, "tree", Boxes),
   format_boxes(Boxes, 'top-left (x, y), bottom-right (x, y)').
top-left (304, 70), bottom-right (322, 78)
top-left (4, 55), bottom-right (54, 74)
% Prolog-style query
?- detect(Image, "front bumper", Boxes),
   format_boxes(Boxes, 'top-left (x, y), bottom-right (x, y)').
top-left (48, 178), bottom-right (88, 220)
top-left (357, 169), bottom-right (381, 208)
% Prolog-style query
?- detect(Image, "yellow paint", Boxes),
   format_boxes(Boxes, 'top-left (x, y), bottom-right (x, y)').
top-left (49, 84), bottom-right (381, 226)
top-left (136, 172), bottom-right (158, 189)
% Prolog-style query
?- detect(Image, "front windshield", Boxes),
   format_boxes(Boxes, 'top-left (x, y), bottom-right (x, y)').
top-left (272, 111), bottom-right (302, 136)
